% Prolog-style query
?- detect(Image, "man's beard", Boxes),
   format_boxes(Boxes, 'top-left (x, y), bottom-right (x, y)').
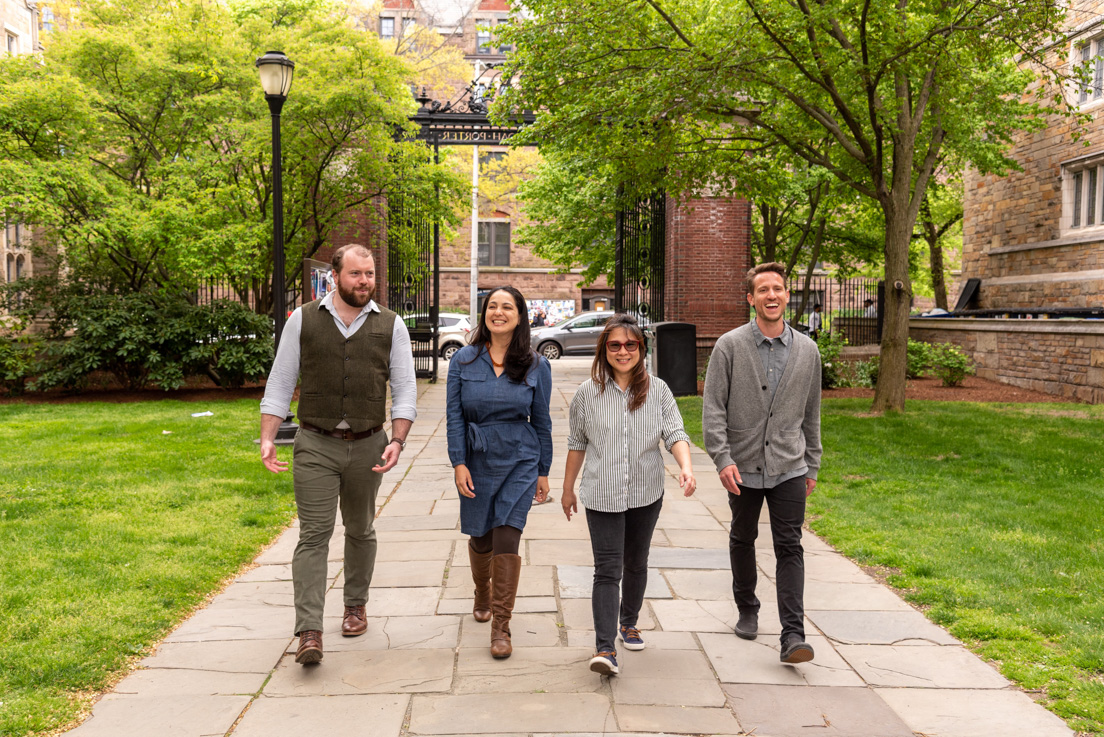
top-left (338, 282), bottom-right (374, 308)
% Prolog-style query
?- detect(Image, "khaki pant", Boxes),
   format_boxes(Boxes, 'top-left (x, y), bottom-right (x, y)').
top-left (291, 428), bottom-right (388, 634)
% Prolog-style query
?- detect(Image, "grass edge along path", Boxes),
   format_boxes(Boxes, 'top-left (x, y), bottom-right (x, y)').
top-left (678, 395), bottom-right (1104, 737)
top-left (0, 399), bottom-right (297, 737)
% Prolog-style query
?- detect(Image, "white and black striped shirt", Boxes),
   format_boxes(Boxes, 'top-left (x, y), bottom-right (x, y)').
top-left (568, 375), bottom-right (691, 513)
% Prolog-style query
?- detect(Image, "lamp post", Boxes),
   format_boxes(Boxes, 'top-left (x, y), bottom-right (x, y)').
top-left (255, 50), bottom-right (295, 347)
top-left (256, 50), bottom-right (297, 445)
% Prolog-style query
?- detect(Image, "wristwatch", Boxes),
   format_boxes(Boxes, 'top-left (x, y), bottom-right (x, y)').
top-left (390, 438), bottom-right (406, 451)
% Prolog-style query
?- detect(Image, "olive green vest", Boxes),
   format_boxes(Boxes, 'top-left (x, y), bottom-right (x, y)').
top-left (297, 300), bottom-right (395, 432)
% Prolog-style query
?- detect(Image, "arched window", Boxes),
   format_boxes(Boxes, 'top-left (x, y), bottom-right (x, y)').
top-left (15, 255), bottom-right (25, 280)
top-left (5, 254), bottom-right (13, 283)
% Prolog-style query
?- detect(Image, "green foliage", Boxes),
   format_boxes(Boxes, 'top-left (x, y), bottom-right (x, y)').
top-left (0, 399), bottom-right (296, 735)
top-left (0, 319), bottom-right (43, 396)
top-left (0, 0), bottom-right (463, 308)
top-left (33, 292), bottom-right (274, 391)
top-left (815, 330), bottom-right (847, 390)
top-left (929, 342), bottom-right (975, 387)
top-left (907, 339), bottom-right (935, 379)
top-left (182, 301), bottom-right (274, 389)
top-left (677, 396), bottom-right (1104, 735)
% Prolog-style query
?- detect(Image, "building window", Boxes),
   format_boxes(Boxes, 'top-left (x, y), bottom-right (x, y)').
top-left (4, 221), bottom-right (20, 248)
top-left (380, 16), bottom-right (395, 39)
top-left (479, 151), bottom-right (506, 170)
top-left (401, 17), bottom-right (414, 35)
top-left (477, 222), bottom-right (510, 266)
top-left (476, 20), bottom-right (491, 54)
top-left (1077, 38), bottom-right (1104, 104)
top-left (1061, 154), bottom-right (1104, 232)
top-left (498, 18), bottom-right (512, 53)
top-left (5, 34), bottom-right (16, 55)
top-left (42, 7), bottom-right (55, 33)
top-left (15, 255), bottom-right (24, 280)
top-left (5, 254), bottom-right (13, 283)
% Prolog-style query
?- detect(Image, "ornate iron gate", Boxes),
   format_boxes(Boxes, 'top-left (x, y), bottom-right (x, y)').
top-left (614, 192), bottom-right (666, 323)
top-left (387, 191), bottom-right (438, 379)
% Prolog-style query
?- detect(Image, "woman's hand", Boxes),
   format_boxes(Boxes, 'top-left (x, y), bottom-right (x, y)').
top-left (679, 467), bottom-right (697, 497)
top-left (534, 476), bottom-right (550, 504)
top-left (454, 464), bottom-right (476, 498)
top-left (561, 486), bottom-right (578, 521)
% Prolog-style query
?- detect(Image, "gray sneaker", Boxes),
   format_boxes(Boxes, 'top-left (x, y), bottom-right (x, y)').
top-left (734, 611), bottom-right (758, 640)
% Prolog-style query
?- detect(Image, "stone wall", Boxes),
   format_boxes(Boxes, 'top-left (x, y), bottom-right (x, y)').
top-left (909, 318), bottom-right (1104, 403)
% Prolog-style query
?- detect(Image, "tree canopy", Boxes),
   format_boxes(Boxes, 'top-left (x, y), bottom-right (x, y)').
top-left (498, 0), bottom-right (1070, 412)
top-left (0, 0), bottom-right (463, 312)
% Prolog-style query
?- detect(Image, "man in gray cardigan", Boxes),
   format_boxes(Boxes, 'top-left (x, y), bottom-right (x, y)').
top-left (703, 262), bottom-right (822, 664)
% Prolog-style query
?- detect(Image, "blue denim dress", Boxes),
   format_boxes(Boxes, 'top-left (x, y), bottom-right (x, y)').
top-left (446, 345), bottom-right (554, 536)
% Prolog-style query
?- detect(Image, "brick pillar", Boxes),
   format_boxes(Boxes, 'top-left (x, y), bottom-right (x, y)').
top-left (664, 192), bottom-right (752, 372)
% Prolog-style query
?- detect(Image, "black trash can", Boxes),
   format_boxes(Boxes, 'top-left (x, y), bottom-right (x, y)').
top-left (649, 322), bottom-right (697, 396)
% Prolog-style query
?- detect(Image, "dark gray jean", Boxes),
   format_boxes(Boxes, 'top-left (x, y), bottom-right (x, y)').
top-left (585, 497), bottom-right (663, 654)
top-left (727, 475), bottom-right (807, 643)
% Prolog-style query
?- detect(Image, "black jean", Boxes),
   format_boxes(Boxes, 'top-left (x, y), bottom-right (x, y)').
top-left (585, 497), bottom-right (663, 654)
top-left (727, 475), bottom-right (807, 643)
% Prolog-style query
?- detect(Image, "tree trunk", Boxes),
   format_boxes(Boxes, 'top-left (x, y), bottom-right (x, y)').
top-left (790, 216), bottom-right (825, 331)
top-left (928, 238), bottom-right (948, 310)
top-left (871, 200), bottom-right (913, 414)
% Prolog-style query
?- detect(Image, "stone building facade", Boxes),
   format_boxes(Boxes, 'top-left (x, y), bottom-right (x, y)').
top-left (911, 0), bottom-right (1104, 402)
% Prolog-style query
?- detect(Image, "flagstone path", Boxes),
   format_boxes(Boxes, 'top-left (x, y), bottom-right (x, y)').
top-left (66, 357), bottom-right (1073, 737)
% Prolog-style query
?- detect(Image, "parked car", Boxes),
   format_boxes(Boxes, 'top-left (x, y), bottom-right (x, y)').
top-left (403, 312), bottom-right (472, 360)
top-left (531, 311), bottom-right (614, 360)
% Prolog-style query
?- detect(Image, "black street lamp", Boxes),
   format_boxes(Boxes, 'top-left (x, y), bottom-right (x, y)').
top-left (255, 50), bottom-right (295, 347)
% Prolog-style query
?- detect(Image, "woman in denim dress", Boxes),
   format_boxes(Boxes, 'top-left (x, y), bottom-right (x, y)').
top-left (446, 286), bottom-right (553, 659)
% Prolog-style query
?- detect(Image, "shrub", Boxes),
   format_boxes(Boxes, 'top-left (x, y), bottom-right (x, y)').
top-left (929, 342), bottom-right (974, 387)
top-left (183, 301), bottom-right (274, 388)
top-left (0, 320), bottom-right (43, 396)
top-left (816, 330), bottom-right (848, 389)
top-left (861, 355), bottom-right (879, 387)
top-left (34, 292), bottom-right (273, 392)
top-left (907, 339), bottom-right (934, 379)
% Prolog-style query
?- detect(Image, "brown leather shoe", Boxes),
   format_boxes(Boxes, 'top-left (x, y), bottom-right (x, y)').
top-left (342, 605), bottom-right (367, 637)
top-left (490, 553), bottom-right (522, 659)
top-left (469, 542), bottom-right (493, 623)
top-left (295, 630), bottom-right (323, 664)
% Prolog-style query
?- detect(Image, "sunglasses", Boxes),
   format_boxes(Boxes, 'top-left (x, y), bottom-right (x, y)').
top-left (605, 340), bottom-right (641, 353)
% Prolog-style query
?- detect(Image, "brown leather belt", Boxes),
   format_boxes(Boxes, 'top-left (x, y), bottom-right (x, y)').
top-left (300, 422), bottom-right (384, 441)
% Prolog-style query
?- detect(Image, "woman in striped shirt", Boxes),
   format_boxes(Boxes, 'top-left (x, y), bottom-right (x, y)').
top-left (562, 313), bottom-right (697, 676)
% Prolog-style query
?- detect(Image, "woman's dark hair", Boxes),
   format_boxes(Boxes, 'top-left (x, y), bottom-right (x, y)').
top-left (592, 313), bottom-right (649, 412)
top-left (464, 286), bottom-right (535, 383)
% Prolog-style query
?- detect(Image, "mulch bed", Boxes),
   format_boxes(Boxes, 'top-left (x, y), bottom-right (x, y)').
top-left (0, 376), bottom-right (277, 405)
top-left (823, 374), bottom-right (1073, 403)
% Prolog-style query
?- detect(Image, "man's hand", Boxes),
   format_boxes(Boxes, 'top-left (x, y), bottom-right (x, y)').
top-left (454, 464), bottom-right (476, 498)
top-left (372, 440), bottom-right (402, 473)
top-left (561, 486), bottom-right (578, 521)
top-left (719, 464), bottom-right (743, 495)
top-left (260, 439), bottom-right (288, 474)
top-left (805, 478), bottom-right (817, 497)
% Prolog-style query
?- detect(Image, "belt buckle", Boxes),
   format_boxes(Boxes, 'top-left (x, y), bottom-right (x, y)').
top-left (341, 428), bottom-right (354, 441)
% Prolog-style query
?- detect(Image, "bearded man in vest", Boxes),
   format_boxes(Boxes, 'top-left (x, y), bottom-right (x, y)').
top-left (260, 243), bottom-right (417, 665)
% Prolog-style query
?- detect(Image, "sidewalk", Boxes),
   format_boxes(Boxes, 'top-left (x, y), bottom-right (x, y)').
top-left (67, 357), bottom-right (1073, 737)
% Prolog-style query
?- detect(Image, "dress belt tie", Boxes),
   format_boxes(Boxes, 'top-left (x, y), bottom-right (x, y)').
top-left (467, 420), bottom-right (528, 452)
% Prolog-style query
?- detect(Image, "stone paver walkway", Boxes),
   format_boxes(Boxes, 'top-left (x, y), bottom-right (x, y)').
top-left (67, 358), bottom-right (1073, 737)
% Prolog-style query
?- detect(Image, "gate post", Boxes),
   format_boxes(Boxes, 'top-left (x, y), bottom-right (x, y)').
top-left (664, 191), bottom-right (753, 373)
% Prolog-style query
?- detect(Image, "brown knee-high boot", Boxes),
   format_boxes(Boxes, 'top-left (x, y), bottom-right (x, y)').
top-left (468, 542), bottom-right (493, 623)
top-left (490, 553), bottom-right (522, 659)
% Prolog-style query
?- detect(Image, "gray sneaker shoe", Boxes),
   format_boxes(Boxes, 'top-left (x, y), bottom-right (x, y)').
top-left (734, 611), bottom-right (758, 640)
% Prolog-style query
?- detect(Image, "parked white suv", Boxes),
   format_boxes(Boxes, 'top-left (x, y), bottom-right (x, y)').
top-left (438, 313), bottom-right (471, 361)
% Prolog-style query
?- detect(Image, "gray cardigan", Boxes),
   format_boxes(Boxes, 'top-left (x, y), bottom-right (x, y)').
top-left (702, 323), bottom-right (822, 481)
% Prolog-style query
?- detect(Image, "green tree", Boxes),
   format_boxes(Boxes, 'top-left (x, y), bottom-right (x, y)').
top-left (0, 0), bottom-right (462, 314)
top-left (499, 0), bottom-right (1067, 412)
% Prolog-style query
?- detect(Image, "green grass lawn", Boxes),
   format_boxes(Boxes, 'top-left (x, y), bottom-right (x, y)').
top-left (678, 396), bottom-right (1104, 736)
top-left (0, 400), bottom-right (296, 736)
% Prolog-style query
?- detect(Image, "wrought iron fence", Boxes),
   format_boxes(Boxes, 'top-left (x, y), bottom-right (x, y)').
top-left (190, 277), bottom-right (303, 319)
top-left (785, 275), bottom-right (882, 346)
top-left (388, 191), bottom-right (439, 379)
